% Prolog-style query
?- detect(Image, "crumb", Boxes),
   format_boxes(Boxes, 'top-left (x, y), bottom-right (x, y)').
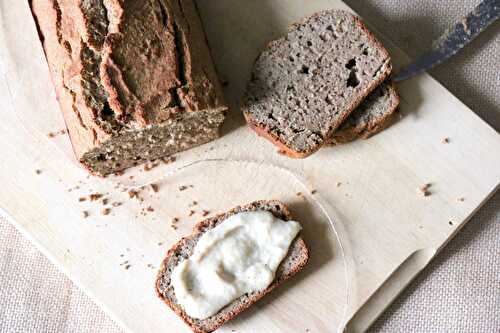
top-left (78, 197), bottom-right (87, 202)
top-left (81, 211), bottom-right (89, 219)
top-left (171, 224), bottom-right (178, 230)
top-left (419, 183), bottom-right (432, 197)
top-left (102, 198), bottom-right (109, 205)
top-left (336, 182), bottom-right (342, 187)
top-left (172, 217), bottom-right (180, 223)
top-left (89, 193), bottom-right (103, 201)
top-left (311, 189), bottom-right (317, 194)
top-left (296, 192), bottom-right (303, 197)
top-left (201, 210), bottom-right (210, 217)
top-left (179, 185), bottom-right (188, 191)
top-left (111, 202), bottom-right (122, 207)
top-left (457, 197), bottom-right (465, 202)
top-left (128, 190), bottom-right (140, 199)
top-left (114, 170), bottom-right (125, 176)
top-left (120, 254), bottom-right (124, 257)
top-left (190, 201), bottom-right (198, 207)
top-left (144, 161), bottom-right (159, 171)
top-left (47, 132), bottom-right (56, 138)
top-left (35, 169), bottom-right (42, 175)
top-left (124, 264), bottom-right (131, 270)
top-left (449, 221), bottom-right (454, 226)
top-left (442, 137), bottom-right (450, 144)
top-left (188, 210), bottom-right (195, 217)
top-left (157, 242), bottom-right (164, 246)
top-left (101, 208), bottom-right (111, 215)
top-left (146, 206), bottom-right (154, 212)
top-left (150, 183), bottom-right (159, 193)
top-left (162, 156), bottom-right (176, 164)
top-left (128, 175), bottom-right (134, 180)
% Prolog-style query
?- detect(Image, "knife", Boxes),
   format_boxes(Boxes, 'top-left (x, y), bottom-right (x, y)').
top-left (393, 0), bottom-right (500, 82)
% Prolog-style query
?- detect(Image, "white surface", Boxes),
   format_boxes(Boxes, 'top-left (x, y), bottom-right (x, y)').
top-left (0, 1), bottom-right (499, 333)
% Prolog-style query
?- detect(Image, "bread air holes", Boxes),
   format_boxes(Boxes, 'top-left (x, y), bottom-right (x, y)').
top-left (347, 71), bottom-right (360, 88)
top-left (345, 58), bottom-right (357, 69)
top-left (299, 65), bottom-right (310, 75)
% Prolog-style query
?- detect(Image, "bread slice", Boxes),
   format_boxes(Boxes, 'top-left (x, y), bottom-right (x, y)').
top-left (242, 10), bottom-right (392, 158)
top-left (155, 200), bottom-right (309, 333)
top-left (327, 81), bottom-right (400, 144)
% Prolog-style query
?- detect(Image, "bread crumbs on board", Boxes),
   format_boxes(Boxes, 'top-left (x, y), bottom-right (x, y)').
top-left (81, 211), bottom-right (89, 219)
top-left (150, 183), bottom-right (159, 192)
top-left (89, 193), bottom-right (103, 201)
top-left (78, 197), bottom-right (87, 202)
top-left (201, 210), bottom-right (210, 217)
top-left (35, 169), bottom-right (42, 175)
top-left (127, 190), bottom-right (140, 199)
top-left (101, 208), bottom-right (111, 215)
top-left (457, 197), bottom-right (465, 202)
top-left (124, 264), bottom-right (131, 270)
top-left (442, 137), bottom-right (450, 144)
top-left (419, 183), bottom-right (432, 197)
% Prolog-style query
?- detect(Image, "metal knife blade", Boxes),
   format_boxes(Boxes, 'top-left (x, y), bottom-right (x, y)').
top-left (393, 0), bottom-right (500, 82)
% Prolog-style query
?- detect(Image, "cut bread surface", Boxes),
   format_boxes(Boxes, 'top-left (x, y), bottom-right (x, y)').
top-left (155, 200), bottom-right (309, 333)
top-left (243, 10), bottom-right (392, 157)
top-left (328, 81), bottom-right (400, 144)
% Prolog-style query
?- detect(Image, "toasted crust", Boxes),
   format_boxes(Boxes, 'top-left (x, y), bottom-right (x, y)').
top-left (155, 200), bottom-right (309, 333)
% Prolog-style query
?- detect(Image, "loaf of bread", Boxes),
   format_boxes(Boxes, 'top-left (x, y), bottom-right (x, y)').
top-left (243, 10), bottom-right (392, 157)
top-left (31, 0), bottom-right (228, 175)
top-left (155, 200), bottom-right (309, 333)
top-left (328, 81), bottom-right (400, 144)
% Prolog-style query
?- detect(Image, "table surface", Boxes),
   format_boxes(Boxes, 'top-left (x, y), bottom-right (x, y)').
top-left (1, 0), bottom-right (499, 332)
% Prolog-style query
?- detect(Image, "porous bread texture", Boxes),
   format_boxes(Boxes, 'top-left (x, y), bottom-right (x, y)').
top-left (243, 10), bottom-right (392, 157)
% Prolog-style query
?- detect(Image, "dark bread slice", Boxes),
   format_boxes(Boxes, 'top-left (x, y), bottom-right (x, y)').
top-left (327, 81), bottom-right (400, 144)
top-left (155, 200), bottom-right (309, 333)
top-left (242, 10), bottom-right (392, 158)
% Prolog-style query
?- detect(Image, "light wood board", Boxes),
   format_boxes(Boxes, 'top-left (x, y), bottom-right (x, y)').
top-left (1, 1), bottom-right (499, 332)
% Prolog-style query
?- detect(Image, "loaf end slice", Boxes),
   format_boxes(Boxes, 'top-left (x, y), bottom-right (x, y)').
top-left (328, 81), bottom-right (400, 144)
top-left (155, 200), bottom-right (309, 333)
top-left (243, 10), bottom-right (392, 157)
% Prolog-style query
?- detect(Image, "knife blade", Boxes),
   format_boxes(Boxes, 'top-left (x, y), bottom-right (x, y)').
top-left (393, 0), bottom-right (500, 82)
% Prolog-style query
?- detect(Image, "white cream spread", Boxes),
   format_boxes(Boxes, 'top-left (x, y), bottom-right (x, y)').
top-left (171, 210), bottom-right (301, 319)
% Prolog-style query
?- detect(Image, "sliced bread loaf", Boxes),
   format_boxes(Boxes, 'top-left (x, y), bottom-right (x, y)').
top-left (31, 0), bottom-right (228, 176)
top-left (155, 200), bottom-right (309, 333)
top-left (328, 81), bottom-right (400, 144)
top-left (243, 10), bottom-right (392, 157)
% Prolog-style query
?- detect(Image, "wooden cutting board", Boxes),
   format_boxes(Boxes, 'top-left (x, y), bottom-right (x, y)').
top-left (1, 1), bottom-right (499, 332)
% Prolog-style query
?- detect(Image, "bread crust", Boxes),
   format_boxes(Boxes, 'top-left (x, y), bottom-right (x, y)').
top-left (155, 200), bottom-right (309, 333)
top-left (30, 0), bottom-right (227, 175)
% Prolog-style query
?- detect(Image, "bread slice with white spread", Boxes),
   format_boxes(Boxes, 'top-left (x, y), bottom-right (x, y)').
top-left (155, 200), bottom-right (309, 333)
top-left (242, 10), bottom-right (392, 157)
